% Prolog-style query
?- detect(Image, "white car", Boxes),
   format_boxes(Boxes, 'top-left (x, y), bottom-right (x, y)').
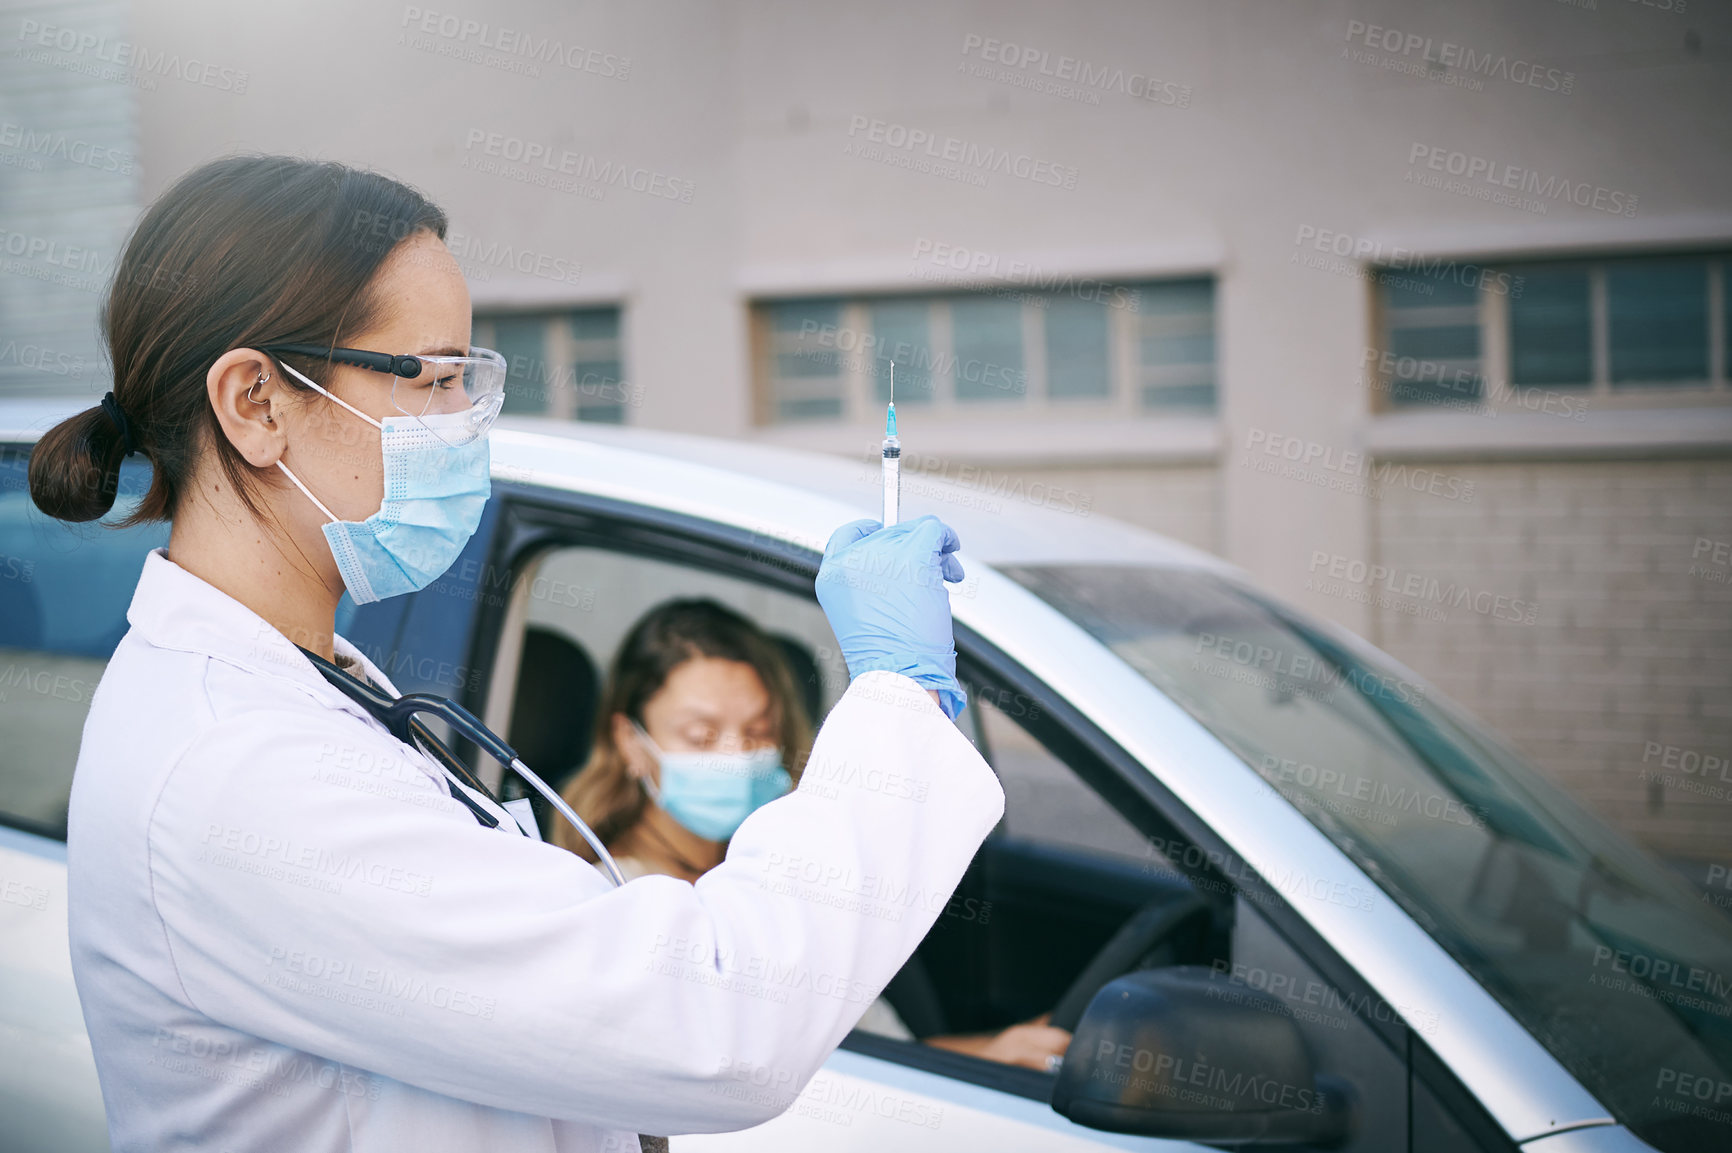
top-left (2, 402), bottom-right (1727, 1153)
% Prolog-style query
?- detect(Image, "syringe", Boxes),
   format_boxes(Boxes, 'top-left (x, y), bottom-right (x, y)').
top-left (881, 361), bottom-right (901, 528)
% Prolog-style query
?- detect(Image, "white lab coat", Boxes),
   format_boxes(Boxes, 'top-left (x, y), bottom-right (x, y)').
top-left (67, 548), bottom-right (1004, 1152)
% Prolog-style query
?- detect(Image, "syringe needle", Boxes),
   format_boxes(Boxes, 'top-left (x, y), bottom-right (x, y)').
top-left (882, 360), bottom-right (901, 528)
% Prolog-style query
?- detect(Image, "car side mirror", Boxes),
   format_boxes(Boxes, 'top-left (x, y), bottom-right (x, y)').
top-left (1051, 966), bottom-right (1355, 1146)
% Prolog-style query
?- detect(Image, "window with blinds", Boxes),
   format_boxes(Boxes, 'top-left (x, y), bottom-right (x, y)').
top-left (472, 307), bottom-right (630, 423)
top-left (0, 0), bottom-right (139, 399)
top-left (1373, 253), bottom-right (1731, 412)
top-left (755, 278), bottom-right (1216, 423)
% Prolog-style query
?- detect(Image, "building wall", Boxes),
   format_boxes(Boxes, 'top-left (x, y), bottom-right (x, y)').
top-left (944, 462), bottom-right (1222, 555)
top-left (70, 0), bottom-right (1732, 867)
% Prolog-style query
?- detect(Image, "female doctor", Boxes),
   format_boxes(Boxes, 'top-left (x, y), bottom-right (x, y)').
top-left (28, 154), bottom-right (1004, 1153)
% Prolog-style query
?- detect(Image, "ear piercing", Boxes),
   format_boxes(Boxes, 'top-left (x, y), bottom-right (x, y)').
top-left (248, 371), bottom-right (275, 422)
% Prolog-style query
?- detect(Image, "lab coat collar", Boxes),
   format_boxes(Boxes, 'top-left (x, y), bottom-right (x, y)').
top-left (126, 548), bottom-right (398, 724)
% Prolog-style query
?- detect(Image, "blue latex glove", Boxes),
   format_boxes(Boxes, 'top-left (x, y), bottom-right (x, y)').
top-left (814, 515), bottom-right (968, 721)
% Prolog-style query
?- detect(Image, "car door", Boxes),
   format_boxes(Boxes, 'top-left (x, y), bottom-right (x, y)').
top-left (452, 478), bottom-right (1497, 1152)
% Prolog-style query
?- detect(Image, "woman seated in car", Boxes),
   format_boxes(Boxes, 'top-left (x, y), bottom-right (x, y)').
top-left (553, 597), bottom-right (1070, 1071)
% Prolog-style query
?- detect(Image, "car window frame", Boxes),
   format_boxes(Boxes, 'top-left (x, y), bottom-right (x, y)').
top-left (463, 482), bottom-right (1531, 1139)
top-left (469, 488), bottom-right (1093, 1104)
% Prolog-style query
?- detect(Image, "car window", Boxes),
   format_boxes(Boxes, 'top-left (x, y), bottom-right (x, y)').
top-left (527, 543), bottom-right (841, 709)
top-left (482, 542), bottom-right (841, 814)
top-left (972, 690), bottom-right (1152, 866)
top-left (0, 446), bottom-right (166, 837)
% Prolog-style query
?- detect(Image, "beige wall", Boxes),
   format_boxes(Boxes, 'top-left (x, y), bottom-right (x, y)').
top-left (98, 0), bottom-right (1732, 864)
top-left (959, 462), bottom-right (1221, 554)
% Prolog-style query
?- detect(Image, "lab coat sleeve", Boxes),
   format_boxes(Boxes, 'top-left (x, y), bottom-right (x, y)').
top-left (146, 670), bottom-right (1003, 1134)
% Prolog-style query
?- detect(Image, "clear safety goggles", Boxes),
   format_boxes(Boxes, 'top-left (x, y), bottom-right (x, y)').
top-left (262, 343), bottom-right (508, 447)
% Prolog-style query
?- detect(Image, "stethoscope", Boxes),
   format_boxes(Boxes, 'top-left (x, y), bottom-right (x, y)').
top-left (297, 646), bottom-right (627, 887)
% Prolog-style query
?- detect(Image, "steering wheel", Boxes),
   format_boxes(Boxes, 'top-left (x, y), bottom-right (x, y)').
top-left (1047, 893), bottom-right (1211, 1032)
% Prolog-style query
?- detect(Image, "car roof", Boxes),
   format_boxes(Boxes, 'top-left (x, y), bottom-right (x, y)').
top-left (491, 417), bottom-right (1233, 572)
top-left (0, 397), bottom-right (1232, 573)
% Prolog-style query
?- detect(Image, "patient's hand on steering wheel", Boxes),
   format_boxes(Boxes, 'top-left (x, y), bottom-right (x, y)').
top-left (925, 1012), bottom-right (1071, 1072)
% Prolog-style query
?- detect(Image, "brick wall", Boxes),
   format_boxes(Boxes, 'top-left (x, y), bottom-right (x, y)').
top-left (1369, 456), bottom-right (1732, 866)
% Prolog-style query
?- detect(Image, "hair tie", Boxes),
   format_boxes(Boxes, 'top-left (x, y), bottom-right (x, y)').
top-left (99, 391), bottom-right (137, 458)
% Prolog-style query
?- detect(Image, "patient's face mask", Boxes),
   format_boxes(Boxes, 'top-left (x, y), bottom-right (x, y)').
top-left (631, 720), bottom-right (791, 842)
top-left (272, 359), bottom-right (491, 605)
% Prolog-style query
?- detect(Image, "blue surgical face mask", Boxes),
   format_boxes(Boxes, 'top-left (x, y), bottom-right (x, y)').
top-left (274, 362), bottom-right (491, 605)
top-left (632, 720), bottom-right (791, 842)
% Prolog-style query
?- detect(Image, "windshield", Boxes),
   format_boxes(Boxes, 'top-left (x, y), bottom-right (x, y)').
top-left (1002, 563), bottom-right (1732, 1152)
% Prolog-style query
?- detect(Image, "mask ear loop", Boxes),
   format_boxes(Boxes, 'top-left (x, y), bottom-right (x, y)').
top-left (628, 719), bottom-right (666, 802)
top-left (272, 357), bottom-right (385, 430)
top-left (268, 355), bottom-right (387, 524)
top-left (276, 459), bottom-right (341, 523)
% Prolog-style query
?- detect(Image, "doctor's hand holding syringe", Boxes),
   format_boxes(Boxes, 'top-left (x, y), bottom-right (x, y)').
top-left (818, 358), bottom-right (968, 720)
